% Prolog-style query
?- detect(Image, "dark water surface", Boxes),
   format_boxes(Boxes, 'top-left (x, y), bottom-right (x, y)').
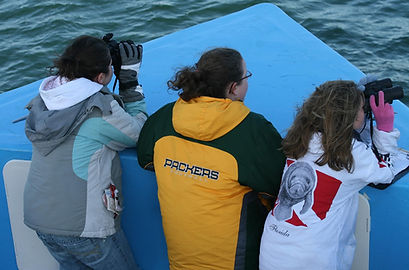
top-left (1, 0), bottom-right (408, 105)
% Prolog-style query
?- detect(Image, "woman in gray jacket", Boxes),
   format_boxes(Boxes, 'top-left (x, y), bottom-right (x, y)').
top-left (24, 35), bottom-right (146, 270)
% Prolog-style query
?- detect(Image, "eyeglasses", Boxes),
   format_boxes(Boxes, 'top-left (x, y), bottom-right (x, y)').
top-left (237, 70), bottom-right (252, 82)
top-left (229, 70), bottom-right (252, 94)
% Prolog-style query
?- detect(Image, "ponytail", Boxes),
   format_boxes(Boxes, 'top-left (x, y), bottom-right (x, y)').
top-left (168, 48), bottom-right (243, 101)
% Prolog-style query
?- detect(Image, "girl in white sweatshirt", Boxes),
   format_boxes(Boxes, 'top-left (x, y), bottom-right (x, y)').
top-left (259, 80), bottom-right (399, 270)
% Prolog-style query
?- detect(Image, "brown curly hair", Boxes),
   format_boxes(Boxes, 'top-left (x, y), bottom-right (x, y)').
top-left (282, 80), bottom-right (364, 172)
top-left (52, 35), bottom-right (111, 81)
top-left (167, 48), bottom-right (244, 101)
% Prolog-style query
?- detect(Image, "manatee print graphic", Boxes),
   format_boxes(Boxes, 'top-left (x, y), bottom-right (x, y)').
top-left (273, 161), bottom-right (316, 221)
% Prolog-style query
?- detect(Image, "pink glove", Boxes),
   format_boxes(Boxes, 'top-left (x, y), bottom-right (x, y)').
top-left (370, 91), bottom-right (394, 132)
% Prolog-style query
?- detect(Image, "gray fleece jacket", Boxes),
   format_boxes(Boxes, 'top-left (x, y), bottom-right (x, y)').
top-left (24, 76), bottom-right (147, 238)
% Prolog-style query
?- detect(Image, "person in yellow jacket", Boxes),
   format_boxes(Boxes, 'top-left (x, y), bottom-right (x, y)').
top-left (136, 47), bottom-right (285, 270)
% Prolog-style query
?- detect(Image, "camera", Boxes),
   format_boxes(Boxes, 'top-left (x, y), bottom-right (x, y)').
top-left (363, 78), bottom-right (404, 113)
top-left (102, 33), bottom-right (122, 77)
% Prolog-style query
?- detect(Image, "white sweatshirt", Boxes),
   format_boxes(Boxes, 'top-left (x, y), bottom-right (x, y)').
top-left (259, 128), bottom-right (400, 270)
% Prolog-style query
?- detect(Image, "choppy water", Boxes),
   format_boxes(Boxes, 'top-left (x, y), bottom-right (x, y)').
top-left (1, 0), bottom-right (408, 105)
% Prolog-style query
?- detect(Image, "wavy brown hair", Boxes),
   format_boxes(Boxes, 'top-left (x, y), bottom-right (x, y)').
top-left (52, 35), bottom-right (111, 81)
top-left (167, 48), bottom-right (243, 101)
top-left (282, 80), bottom-right (364, 172)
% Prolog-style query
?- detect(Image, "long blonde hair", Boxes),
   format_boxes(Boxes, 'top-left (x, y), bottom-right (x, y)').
top-left (282, 80), bottom-right (364, 172)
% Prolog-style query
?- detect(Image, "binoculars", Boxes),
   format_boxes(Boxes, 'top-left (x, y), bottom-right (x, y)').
top-left (102, 33), bottom-right (122, 77)
top-left (363, 78), bottom-right (404, 113)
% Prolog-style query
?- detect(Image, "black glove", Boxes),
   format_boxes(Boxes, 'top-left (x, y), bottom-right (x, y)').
top-left (118, 41), bottom-right (144, 102)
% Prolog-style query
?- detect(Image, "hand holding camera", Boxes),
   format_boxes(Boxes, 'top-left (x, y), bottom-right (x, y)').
top-left (360, 77), bottom-right (403, 133)
top-left (117, 41), bottom-right (144, 102)
top-left (362, 77), bottom-right (403, 113)
top-left (102, 33), bottom-right (144, 102)
top-left (119, 41), bottom-right (142, 76)
top-left (370, 90), bottom-right (394, 132)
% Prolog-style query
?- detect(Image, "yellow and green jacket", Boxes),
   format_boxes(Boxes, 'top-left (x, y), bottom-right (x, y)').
top-left (136, 96), bottom-right (285, 270)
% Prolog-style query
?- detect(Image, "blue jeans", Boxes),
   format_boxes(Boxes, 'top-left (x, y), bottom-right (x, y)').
top-left (36, 228), bottom-right (140, 270)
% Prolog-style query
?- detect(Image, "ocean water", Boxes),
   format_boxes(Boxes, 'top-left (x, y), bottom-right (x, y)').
top-left (1, 0), bottom-right (408, 105)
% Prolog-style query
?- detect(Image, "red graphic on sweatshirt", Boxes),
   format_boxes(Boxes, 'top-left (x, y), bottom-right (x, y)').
top-left (274, 162), bottom-right (342, 226)
top-left (286, 210), bottom-right (307, 227)
top-left (311, 171), bottom-right (342, 220)
top-left (271, 202), bottom-right (307, 227)
top-left (287, 159), bottom-right (295, 166)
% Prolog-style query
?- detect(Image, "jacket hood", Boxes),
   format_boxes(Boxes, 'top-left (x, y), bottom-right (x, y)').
top-left (172, 96), bottom-right (250, 141)
top-left (39, 76), bottom-right (103, 110)
top-left (308, 133), bottom-right (324, 154)
top-left (25, 77), bottom-right (113, 156)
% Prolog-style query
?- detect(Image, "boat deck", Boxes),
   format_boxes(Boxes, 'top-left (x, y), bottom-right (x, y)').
top-left (1, 3), bottom-right (408, 269)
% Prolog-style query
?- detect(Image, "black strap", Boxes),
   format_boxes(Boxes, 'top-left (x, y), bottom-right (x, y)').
top-left (112, 77), bottom-right (118, 93)
top-left (367, 112), bottom-right (396, 189)
top-left (119, 80), bottom-right (139, 91)
top-left (368, 112), bottom-right (383, 162)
